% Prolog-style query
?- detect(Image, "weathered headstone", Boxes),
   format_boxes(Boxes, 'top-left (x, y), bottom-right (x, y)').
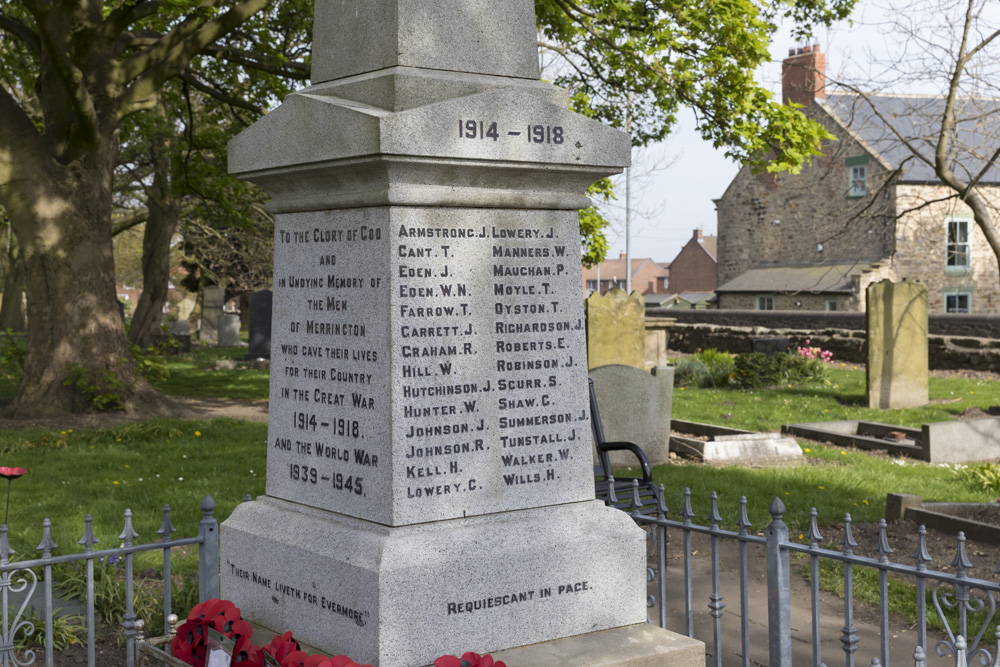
top-left (219, 313), bottom-right (241, 347)
top-left (201, 286), bottom-right (225, 343)
top-left (246, 290), bottom-right (273, 360)
top-left (751, 337), bottom-right (789, 355)
top-left (219, 2), bottom-right (694, 666)
top-left (644, 316), bottom-right (674, 370)
top-left (589, 365), bottom-right (673, 467)
top-left (585, 289), bottom-right (645, 369)
top-left (866, 279), bottom-right (928, 409)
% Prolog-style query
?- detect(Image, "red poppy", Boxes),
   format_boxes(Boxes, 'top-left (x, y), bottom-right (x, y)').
top-left (0, 467), bottom-right (26, 480)
top-left (433, 657), bottom-right (462, 667)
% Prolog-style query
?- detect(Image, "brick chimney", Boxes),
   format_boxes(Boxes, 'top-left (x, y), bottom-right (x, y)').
top-left (782, 44), bottom-right (826, 106)
top-left (692, 229), bottom-right (703, 241)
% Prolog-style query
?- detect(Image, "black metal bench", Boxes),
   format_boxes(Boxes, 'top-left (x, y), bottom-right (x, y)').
top-left (589, 378), bottom-right (664, 516)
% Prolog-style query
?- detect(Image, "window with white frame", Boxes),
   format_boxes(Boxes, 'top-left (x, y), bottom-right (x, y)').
top-left (945, 292), bottom-right (971, 313)
top-left (586, 280), bottom-right (597, 291)
top-left (756, 295), bottom-right (774, 311)
top-left (946, 219), bottom-right (971, 270)
top-left (848, 165), bottom-right (866, 197)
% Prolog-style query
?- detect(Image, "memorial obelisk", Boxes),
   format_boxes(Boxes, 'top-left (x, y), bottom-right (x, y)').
top-left (221, 1), bottom-right (654, 664)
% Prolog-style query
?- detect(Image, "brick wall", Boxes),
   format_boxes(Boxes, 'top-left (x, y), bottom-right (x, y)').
top-left (667, 235), bottom-right (716, 294)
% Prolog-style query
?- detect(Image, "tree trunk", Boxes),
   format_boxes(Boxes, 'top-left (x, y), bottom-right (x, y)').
top-left (3, 136), bottom-right (160, 417)
top-left (130, 158), bottom-right (179, 348)
top-left (0, 227), bottom-right (25, 331)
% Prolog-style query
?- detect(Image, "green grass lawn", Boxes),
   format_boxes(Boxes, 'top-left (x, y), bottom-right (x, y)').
top-left (672, 365), bottom-right (1000, 431)
top-left (0, 418), bottom-right (267, 568)
top-left (0, 347), bottom-right (995, 638)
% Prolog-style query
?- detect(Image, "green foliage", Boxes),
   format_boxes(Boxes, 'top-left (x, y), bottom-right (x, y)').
top-left (579, 177), bottom-right (616, 267)
top-left (955, 463), bottom-right (1000, 496)
top-left (63, 363), bottom-right (127, 412)
top-left (64, 330), bottom-right (177, 410)
top-left (13, 608), bottom-right (86, 651)
top-left (731, 352), bottom-right (828, 389)
top-left (535, 0), bottom-right (857, 172)
top-left (55, 558), bottom-right (199, 645)
top-left (0, 328), bottom-right (25, 385)
top-left (673, 349), bottom-right (735, 388)
top-left (127, 327), bottom-right (178, 385)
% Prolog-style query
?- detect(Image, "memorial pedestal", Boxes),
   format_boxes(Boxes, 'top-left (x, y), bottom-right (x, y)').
top-left (223, 497), bottom-right (644, 666)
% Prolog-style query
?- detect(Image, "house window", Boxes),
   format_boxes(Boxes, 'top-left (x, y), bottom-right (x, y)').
top-left (849, 165), bottom-right (866, 197)
top-left (946, 219), bottom-right (971, 270)
top-left (756, 295), bottom-right (774, 311)
top-left (586, 280), bottom-right (597, 291)
top-left (825, 299), bottom-right (838, 312)
top-left (945, 292), bottom-right (971, 313)
top-left (845, 155), bottom-right (869, 198)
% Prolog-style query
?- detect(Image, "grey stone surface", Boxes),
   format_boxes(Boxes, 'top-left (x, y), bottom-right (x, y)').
top-left (222, 496), bottom-right (645, 667)
top-left (246, 290), bottom-right (272, 360)
top-left (228, 84), bottom-right (630, 214)
top-left (266, 206), bottom-right (593, 526)
top-left (923, 417), bottom-right (1000, 463)
top-left (225, 0), bottom-right (638, 662)
top-left (311, 0), bottom-right (539, 84)
top-left (167, 320), bottom-right (191, 336)
top-left (219, 313), bottom-right (241, 347)
top-left (490, 624), bottom-right (704, 667)
top-left (885, 492), bottom-right (922, 521)
top-left (201, 286), bottom-right (225, 343)
top-left (675, 435), bottom-right (803, 466)
top-left (589, 365), bottom-right (673, 467)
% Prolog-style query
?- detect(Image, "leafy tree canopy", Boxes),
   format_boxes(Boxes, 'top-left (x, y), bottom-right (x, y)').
top-left (536, 0), bottom-right (857, 173)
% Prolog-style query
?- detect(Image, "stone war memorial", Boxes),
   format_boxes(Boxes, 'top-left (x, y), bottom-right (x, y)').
top-left (220, 1), bottom-right (700, 665)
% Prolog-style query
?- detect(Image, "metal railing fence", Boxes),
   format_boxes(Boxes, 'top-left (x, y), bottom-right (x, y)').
top-left (605, 475), bottom-right (1000, 667)
top-left (0, 495), bottom-right (220, 667)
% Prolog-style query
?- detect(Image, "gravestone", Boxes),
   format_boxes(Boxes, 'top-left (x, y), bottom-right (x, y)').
top-left (218, 2), bottom-right (697, 666)
top-left (590, 365), bottom-right (674, 467)
top-left (219, 313), bottom-right (241, 347)
top-left (751, 337), bottom-right (789, 355)
top-left (201, 286), bottom-right (226, 343)
top-left (585, 289), bottom-right (645, 369)
top-left (866, 279), bottom-right (928, 409)
top-left (246, 290), bottom-right (273, 360)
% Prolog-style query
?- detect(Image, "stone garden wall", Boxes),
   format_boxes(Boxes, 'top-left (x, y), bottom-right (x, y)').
top-left (659, 310), bottom-right (1000, 372)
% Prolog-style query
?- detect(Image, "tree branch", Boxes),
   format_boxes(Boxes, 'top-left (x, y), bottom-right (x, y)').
top-left (0, 12), bottom-right (40, 52)
top-left (180, 72), bottom-right (263, 114)
top-left (117, 0), bottom-right (225, 84)
top-left (0, 84), bottom-right (49, 189)
top-left (201, 44), bottom-right (309, 79)
top-left (28, 8), bottom-right (100, 149)
top-left (117, 0), bottom-right (270, 119)
top-left (103, 0), bottom-right (165, 37)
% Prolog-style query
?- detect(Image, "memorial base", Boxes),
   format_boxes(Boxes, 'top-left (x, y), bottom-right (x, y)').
top-left (221, 497), bottom-right (646, 667)
top-left (490, 624), bottom-right (705, 667)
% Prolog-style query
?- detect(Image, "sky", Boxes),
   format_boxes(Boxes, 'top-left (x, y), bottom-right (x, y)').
top-left (600, 0), bottom-right (904, 265)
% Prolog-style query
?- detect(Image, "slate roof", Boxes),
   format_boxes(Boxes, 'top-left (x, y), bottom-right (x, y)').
top-left (822, 93), bottom-right (1000, 184)
top-left (715, 262), bottom-right (882, 294)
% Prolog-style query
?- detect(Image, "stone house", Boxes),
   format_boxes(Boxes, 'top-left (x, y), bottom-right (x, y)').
top-left (665, 228), bottom-right (717, 295)
top-left (582, 252), bottom-right (670, 296)
top-left (715, 45), bottom-right (1000, 313)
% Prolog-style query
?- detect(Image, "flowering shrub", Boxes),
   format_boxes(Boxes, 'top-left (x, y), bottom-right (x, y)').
top-left (796, 340), bottom-right (834, 365)
top-left (170, 601), bottom-right (503, 667)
